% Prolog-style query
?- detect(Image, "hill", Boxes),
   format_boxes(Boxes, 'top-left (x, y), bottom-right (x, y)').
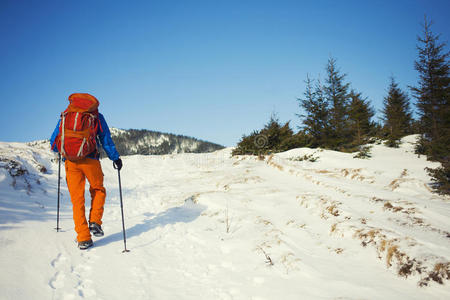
top-left (0, 136), bottom-right (449, 299)
top-left (108, 128), bottom-right (224, 156)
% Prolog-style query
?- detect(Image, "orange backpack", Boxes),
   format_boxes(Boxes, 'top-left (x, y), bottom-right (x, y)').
top-left (54, 93), bottom-right (100, 161)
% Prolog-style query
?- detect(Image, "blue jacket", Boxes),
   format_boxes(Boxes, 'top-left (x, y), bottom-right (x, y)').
top-left (50, 113), bottom-right (120, 161)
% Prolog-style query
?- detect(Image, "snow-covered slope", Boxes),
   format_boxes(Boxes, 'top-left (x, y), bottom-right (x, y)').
top-left (0, 136), bottom-right (449, 300)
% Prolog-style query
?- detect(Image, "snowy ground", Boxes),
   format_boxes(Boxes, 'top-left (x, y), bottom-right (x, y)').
top-left (0, 136), bottom-right (449, 300)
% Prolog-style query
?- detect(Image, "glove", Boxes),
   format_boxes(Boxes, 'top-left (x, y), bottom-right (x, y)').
top-left (113, 158), bottom-right (123, 171)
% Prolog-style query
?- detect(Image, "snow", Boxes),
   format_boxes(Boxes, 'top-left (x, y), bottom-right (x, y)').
top-left (109, 128), bottom-right (127, 136)
top-left (0, 136), bottom-right (449, 300)
top-left (108, 127), bottom-right (215, 155)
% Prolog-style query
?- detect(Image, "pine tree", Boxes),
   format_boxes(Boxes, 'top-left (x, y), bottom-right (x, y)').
top-left (348, 90), bottom-right (375, 146)
top-left (324, 57), bottom-right (351, 148)
top-left (411, 17), bottom-right (450, 195)
top-left (297, 75), bottom-right (329, 147)
top-left (263, 113), bottom-right (293, 152)
top-left (382, 77), bottom-right (412, 147)
top-left (411, 17), bottom-right (450, 162)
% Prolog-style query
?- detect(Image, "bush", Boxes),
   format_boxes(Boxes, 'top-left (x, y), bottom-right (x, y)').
top-left (384, 138), bottom-right (401, 148)
top-left (353, 146), bottom-right (372, 159)
top-left (426, 162), bottom-right (450, 195)
top-left (288, 154), bottom-right (319, 162)
top-left (232, 116), bottom-right (310, 156)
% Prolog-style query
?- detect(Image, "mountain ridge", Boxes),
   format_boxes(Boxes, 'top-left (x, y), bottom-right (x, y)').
top-left (107, 127), bottom-right (225, 156)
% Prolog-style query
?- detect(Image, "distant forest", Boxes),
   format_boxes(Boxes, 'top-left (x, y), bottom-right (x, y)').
top-left (233, 18), bottom-right (449, 195)
top-left (103, 128), bottom-right (224, 156)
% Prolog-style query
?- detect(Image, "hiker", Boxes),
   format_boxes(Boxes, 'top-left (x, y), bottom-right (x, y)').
top-left (50, 93), bottom-right (122, 250)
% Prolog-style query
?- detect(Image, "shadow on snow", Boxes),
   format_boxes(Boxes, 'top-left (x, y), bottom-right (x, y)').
top-left (0, 189), bottom-right (65, 230)
top-left (94, 202), bottom-right (206, 248)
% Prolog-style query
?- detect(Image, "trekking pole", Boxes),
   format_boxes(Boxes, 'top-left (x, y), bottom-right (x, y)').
top-left (55, 153), bottom-right (61, 232)
top-left (114, 162), bottom-right (130, 253)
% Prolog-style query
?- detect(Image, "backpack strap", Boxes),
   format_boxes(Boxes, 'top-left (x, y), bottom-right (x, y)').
top-left (77, 137), bottom-right (87, 157)
top-left (60, 112), bottom-right (67, 157)
top-left (73, 112), bottom-right (79, 131)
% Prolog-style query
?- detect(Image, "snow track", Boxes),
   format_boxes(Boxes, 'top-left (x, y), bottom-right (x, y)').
top-left (1, 137), bottom-right (450, 299)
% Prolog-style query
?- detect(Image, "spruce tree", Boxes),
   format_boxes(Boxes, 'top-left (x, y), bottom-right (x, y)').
top-left (297, 75), bottom-right (329, 147)
top-left (324, 57), bottom-right (351, 148)
top-left (348, 90), bottom-right (375, 146)
top-left (263, 113), bottom-right (293, 151)
top-left (411, 17), bottom-right (450, 162)
top-left (411, 17), bottom-right (450, 194)
top-left (382, 77), bottom-right (412, 147)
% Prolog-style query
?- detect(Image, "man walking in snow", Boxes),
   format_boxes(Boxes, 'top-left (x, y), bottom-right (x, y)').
top-left (50, 93), bottom-right (122, 250)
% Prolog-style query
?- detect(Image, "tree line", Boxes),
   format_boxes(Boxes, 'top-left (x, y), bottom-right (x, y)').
top-left (101, 128), bottom-right (224, 156)
top-left (233, 18), bottom-right (449, 195)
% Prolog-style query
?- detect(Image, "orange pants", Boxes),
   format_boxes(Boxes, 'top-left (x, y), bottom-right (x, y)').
top-left (65, 158), bottom-right (106, 242)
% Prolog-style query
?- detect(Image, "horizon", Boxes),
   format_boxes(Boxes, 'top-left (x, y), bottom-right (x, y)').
top-left (1, 0), bottom-right (449, 147)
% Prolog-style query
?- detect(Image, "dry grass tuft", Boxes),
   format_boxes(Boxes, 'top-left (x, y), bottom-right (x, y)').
top-left (371, 197), bottom-right (384, 203)
top-left (388, 179), bottom-right (401, 190)
top-left (384, 202), bottom-right (393, 209)
top-left (383, 201), bottom-right (404, 213)
top-left (350, 168), bottom-right (362, 179)
top-left (330, 223), bottom-right (338, 233)
top-left (271, 162), bottom-right (284, 171)
top-left (401, 169), bottom-right (408, 177)
top-left (256, 246), bottom-right (274, 266)
top-left (354, 228), bottom-right (450, 285)
top-left (386, 245), bottom-right (399, 267)
top-left (316, 169), bottom-right (331, 174)
top-left (334, 248), bottom-right (344, 254)
top-left (265, 155), bottom-right (284, 170)
top-left (339, 168), bottom-right (372, 181)
top-left (419, 262), bottom-right (450, 286)
top-left (280, 252), bottom-right (301, 273)
top-left (354, 228), bottom-right (382, 247)
top-left (432, 263), bottom-right (450, 281)
top-left (258, 219), bottom-right (272, 226)
top-left (327, 205), bottom-right (340, 216)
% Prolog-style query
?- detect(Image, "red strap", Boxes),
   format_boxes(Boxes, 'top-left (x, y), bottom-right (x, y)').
top-left (98, 118), bottom-right (103, 133)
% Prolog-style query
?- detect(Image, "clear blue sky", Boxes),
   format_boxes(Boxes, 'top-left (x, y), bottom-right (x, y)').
top-left (1, 0), bottom-right (449, 146)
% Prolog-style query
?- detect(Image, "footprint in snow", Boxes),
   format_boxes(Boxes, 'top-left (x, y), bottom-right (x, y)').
top-left (49, 253), bottom-right (68, 289)
top-left (49, 271), bottom-right (65, 289)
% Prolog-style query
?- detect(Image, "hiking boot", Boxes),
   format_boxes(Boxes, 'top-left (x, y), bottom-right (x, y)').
top-left (89, 222), bottom-right (104, 237)
top-left (78, 239), bottom-right (93, 250)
